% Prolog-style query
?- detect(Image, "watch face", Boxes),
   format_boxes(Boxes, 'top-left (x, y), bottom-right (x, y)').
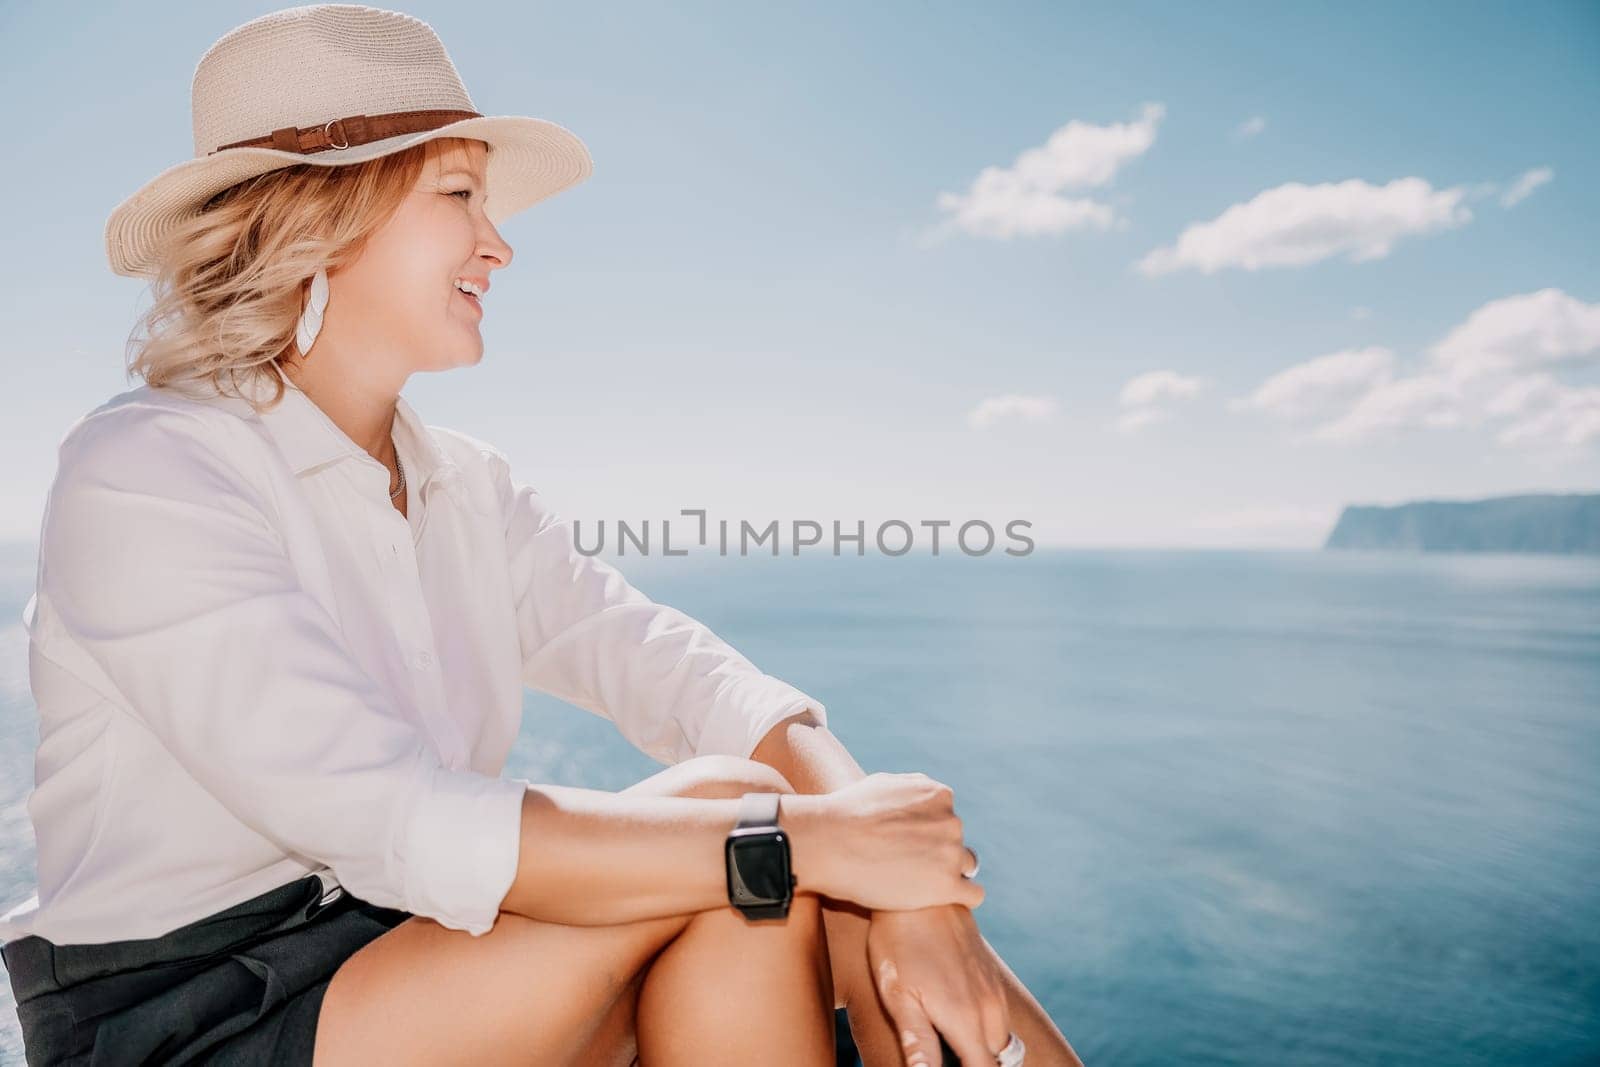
top-left (728, 832), bottom-right (790, 903)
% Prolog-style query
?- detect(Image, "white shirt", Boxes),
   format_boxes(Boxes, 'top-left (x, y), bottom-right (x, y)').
top-left (0, 363), bottom-right (825, 946)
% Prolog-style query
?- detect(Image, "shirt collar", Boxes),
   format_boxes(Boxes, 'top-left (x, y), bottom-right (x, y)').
top-left (193, 362), bottom-right (463, 498)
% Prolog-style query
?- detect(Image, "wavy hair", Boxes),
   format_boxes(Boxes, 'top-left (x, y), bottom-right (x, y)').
top-left (126, 136), bottom-right (484, 413)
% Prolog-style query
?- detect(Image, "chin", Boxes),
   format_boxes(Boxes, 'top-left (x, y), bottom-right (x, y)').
top-left (429, 341), bottom-right (485, 371)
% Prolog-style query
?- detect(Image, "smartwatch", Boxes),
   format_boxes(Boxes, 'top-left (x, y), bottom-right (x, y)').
top-left (725, 792), bottom-right (796, 920)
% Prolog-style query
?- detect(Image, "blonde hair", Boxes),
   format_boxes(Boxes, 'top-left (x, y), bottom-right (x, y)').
top-left (126, 136), bottom-right (485, 413)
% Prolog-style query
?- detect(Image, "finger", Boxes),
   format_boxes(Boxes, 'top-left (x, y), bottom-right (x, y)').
top-left (875, 957), bottom-right (944, 1066)
top-left (981, 994), bottom-right (1014, 1058)
top-left (925, 990), bottom-right (1006, 1067)
top-left (950, 1023), bottom-right (999, 1067)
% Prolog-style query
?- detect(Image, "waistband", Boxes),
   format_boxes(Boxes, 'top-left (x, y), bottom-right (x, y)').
top-left (1, 874), bottom-right (347, 1005)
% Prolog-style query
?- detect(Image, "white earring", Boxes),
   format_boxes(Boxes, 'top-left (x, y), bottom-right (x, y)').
top-left (295, 267), bottom-right (330, 356)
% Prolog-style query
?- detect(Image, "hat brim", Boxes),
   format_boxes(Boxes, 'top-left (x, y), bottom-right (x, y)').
top-left (104, 114), bottom-right (592, 278)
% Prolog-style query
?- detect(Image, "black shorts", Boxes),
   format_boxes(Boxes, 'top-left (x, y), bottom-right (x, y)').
top-left (1, 874), bottom-right (412, 1065)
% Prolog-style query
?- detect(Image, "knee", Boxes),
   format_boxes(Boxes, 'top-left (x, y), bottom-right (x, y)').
top-left (660, 754), bottom-right (798, 800)
top-left (686, 885), bottom-right (823, 939)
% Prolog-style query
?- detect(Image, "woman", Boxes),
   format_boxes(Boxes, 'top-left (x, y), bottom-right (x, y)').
top-left (1, 5), bottom-right (1080, 1065)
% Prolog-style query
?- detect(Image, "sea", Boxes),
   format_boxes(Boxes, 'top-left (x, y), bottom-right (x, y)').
top-left (0, 543), bottom-right (1596, 1066)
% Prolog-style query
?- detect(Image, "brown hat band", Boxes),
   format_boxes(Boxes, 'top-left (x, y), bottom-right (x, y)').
top-left (209, 108), bottom-right (484, 156)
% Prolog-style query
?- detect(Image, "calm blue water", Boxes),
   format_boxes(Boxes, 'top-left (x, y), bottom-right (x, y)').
top-left (1, 545), bottom-right (1597, 1065)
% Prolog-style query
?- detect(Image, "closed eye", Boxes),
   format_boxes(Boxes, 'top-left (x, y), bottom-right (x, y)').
top-left (449, 190), bottom-right (473, 201)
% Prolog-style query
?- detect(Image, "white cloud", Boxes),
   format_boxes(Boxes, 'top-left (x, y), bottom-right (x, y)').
top-left (1486, 373), bottom-right (1600, 447)
top-left (1116, 370), bottom-right (1202, 432)
top-left (1310, 372), bottom-right (1467, 442)
top-left (1119, 369), bottom-right (1203, 407)
top-left (1497, 390), bottom-right (1600, 446)
top-left (1237, 289), bottom-right (1600, 450)
top-left (1500, 166), bottom-right (1553, 208)
top-left (967, 393), bottom-right (1060, 430)
top-left (1429, 287), bottom-right (1600, 379)
top-left (931, 103), bottom-right (1164, 241)
top-left (1232, 116), bottom-right (1267, 140)
top-left (1137, 177), bottom-right (1472, 276)
top-left (1115, 407), bottom-right (1169, 434)
top-left (1230, 346), bottom-right (1395, 419)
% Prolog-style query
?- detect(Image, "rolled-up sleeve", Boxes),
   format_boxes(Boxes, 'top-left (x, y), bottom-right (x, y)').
top-left (39, 406), bottom-right (526, 937)
top-left (482, 446), bottom-right (827, 766)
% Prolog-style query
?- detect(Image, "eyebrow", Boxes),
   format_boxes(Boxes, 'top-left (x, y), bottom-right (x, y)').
top-left (438, 168), bottom-right (485, 185)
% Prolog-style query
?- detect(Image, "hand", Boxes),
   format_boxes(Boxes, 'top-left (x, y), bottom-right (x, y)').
top-left (868, 904), bottom-right (1012, 1067)
top-left (802, 772), bottom-right (985, 912)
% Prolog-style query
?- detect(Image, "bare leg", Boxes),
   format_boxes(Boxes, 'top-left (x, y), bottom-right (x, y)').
top-left (312, 755), bottom-right (826, 1066)
top-left (635, 893), bottom-right (836, 1066)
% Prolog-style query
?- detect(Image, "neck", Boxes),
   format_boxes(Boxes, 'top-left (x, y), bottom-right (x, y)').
top-left (278, 351), bottom-right (402, 471)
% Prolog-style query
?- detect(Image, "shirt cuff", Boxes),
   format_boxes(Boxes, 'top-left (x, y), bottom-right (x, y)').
top-left (400, 760), bottom-right (529, 936)
top-left (695, 673), bottom-right (829, 762)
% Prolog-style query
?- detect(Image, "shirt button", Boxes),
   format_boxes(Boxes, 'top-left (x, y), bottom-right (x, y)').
top-left (414, 651), bottom-right (433, 669)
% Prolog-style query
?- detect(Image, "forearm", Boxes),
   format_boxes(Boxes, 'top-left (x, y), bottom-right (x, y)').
top-left (498, 783), bottom-right (831, 926)
top-left (499, 711), bottom-right (859, 927)
top-left (750, 710), bottom-right (868, 796)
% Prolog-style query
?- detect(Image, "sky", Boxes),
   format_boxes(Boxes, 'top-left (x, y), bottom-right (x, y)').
top-left (1, 0), bottom-right (1597, 549)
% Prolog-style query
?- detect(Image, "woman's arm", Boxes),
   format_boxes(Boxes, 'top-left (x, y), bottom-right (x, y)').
top-left (498, 786), bottom-right (828, 926)
top-left (477, 438), bottom-right (829, 766)
top-left (38, 404), bottom-right (528, 937)
top-left (498, 770), bottom-right (984, 927)
top-left (750, 710), bottom-right (868, 794)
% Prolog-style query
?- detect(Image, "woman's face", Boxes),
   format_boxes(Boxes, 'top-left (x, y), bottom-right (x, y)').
top-left (326, 139), bottom-right (513, 377)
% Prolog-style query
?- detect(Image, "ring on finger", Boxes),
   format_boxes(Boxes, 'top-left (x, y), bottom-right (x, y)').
top-left (996, 1030), bottom-right (1025, 1066)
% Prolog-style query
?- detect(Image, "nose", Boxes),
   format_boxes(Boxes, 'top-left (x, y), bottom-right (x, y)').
top-left (477, 215), bottom-right (513, 272)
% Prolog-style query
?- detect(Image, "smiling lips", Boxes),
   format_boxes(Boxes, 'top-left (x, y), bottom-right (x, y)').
top-left (454, 277), bottom-right (487, 315)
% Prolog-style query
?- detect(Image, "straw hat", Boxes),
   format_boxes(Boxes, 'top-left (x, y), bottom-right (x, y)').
top-left (104, 3), bottom-right (593, 278)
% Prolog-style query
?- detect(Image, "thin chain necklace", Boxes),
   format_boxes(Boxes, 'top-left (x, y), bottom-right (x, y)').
top-left (389, 448), bottom-right (406, 501)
